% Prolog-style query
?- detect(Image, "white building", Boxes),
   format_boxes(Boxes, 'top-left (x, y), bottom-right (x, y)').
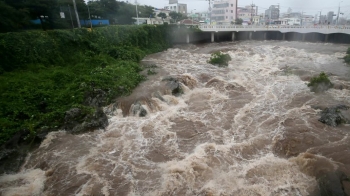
top-left (164, 0), bottom-right (187, 14)
top-left (211, 0), bottom-right (237, 25)
top-left (132, 17), bottom-right (171, 25)
top-left (284, 18), bottom-right (301, 26)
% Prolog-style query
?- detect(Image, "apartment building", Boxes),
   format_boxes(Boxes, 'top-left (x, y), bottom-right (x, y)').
top-left (164, 0), bottom-right (187, 14)
top-left (211, 0), bottom-right (237, 25)
top-left (265, 5), bottom-right (280, 21)
top-left (237, 5), bottom-right (256, 24)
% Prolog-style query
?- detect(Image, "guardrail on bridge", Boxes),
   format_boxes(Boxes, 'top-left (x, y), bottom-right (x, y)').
top-left (199, 25), bottom-right (350, 35)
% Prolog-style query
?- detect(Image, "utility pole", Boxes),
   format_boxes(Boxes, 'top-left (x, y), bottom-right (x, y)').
top-left (135, 0), bottom-right (139, 25)
top-left (206, 0), bottom-right (211, 24)
top-left (270, 7), bottom-right (272, 25)
top-left (250, 3), bottom-right (255, 25)
top-left (68, 4), bottom-right (74, 29)
top-left (236, 0), bottom-right (238, 24)
top-left (300, 11), bottom-right (304, 26)
top-left (72, 0), bottom-right (81, 28)
top-left (336, 1), bottom-right (343, 25)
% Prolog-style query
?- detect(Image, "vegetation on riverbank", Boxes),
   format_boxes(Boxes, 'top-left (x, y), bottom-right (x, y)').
top-left (0, 25), bottom-right (172, 145)
top-left (208, 52), bottom-right (232, 67)
top-left (345, 47), bottom-right (350, 65)
top-left (307, 72), bottom-right (333, 93)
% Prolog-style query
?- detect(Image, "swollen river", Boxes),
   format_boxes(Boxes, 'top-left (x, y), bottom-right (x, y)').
top-left (1, 41), bottom-right (350, 196)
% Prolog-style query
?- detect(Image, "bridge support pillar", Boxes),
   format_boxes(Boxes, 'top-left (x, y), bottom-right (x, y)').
top-left (282, 33), bottom-right (286, 40)
top-left (249, 32), bottom-right (253, 40)
top-left (186, 34), bottom-right (190, 44)
top-left (231, 32), bottom-right (235, 41)
top-left (211, 32), bottom-right (215, 43)
top-left (302, 34), bottom-right (306, 41)
top-left (325, 34), bottom-right (329, 42)
top-left (263, 32), bottom-right (267, 40)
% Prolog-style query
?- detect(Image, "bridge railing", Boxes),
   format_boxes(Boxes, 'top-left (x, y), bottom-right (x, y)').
top-left (199, 25), bottom-right (350, 30)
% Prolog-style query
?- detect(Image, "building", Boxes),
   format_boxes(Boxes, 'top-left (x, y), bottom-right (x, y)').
top-left (188, 12), bottom-right (210, 23)
top-left (144, 9), bottom-right (171, 24)
top-left (284, 18), bottom-right (301, 25)
top-left (282, 12), bottom-right (301, 18)
top-left (211, 0), bottom-right (237, 25)
top-left (237, 5), bottom-right (256, 24)
top-left (132, 17), bottom-right (171, 25)
top-left (319, 15), bottom-right (327, 24)
top-left (265, 5), bottom-right (280, 24)
top-left (252, 15), bottom-right (263, 25)
top-left (178, 19), bottom-right (200, 25)
top-left (164, 0), bottom-right (187, 14)
top-left (327, 11), bottom-right (335, 25)
top-left (302, 15), bottom-right (314, 25)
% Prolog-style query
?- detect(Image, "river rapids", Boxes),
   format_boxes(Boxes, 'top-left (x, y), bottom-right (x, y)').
top-left (1, 41), bottom-right (350, 196)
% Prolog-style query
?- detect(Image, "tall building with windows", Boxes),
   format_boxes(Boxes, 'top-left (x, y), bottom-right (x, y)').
top-left (265, 5), bottom-right (280, 23)
top-left (211, 0), bottom-right (237, 25)
top-left (164, 0), bottom-right (187, 15)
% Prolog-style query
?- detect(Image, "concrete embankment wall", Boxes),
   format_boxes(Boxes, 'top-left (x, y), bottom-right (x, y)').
top-left (173, 31), bottom-right (350, 44)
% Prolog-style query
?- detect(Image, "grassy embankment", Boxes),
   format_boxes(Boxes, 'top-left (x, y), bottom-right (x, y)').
top-left (0, 25), bottom-right (172, 145)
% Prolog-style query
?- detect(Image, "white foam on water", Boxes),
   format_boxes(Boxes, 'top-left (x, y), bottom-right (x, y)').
top-left (0, 169), bottom-right (46, 196)
top-left (5, 41), bottom-right (349, 196)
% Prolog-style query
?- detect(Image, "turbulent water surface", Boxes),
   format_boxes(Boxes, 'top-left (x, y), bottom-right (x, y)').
top-left (1, 41), bottom-right (350, 196)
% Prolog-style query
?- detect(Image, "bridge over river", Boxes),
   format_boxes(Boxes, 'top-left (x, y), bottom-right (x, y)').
top-left (180, 25), bottom-right (350, 43)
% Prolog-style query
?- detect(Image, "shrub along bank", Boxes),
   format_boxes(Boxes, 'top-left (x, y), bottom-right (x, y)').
top-left (0, 25), bottom-right (172, 145)
top-left (345, 47), bottom-right (350, 65)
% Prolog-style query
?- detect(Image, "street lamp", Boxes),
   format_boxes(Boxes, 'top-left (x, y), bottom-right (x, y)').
top-left (336, 1), bottom-right (343, 25)
top-left (87, 1), bottom-right (92, 29)
top-left (192, 9), bottom-right (196, 25)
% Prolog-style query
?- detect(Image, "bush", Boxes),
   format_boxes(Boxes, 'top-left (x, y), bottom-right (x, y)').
top-left (345, 55), bottom-right (350, 65)
top-left (347, 47), bottom-right (350, 55)
top-left (208, 52), bottom-right (232, 67)
top-left (0, 25), bottom-right (173, 145)
top-left (307, 72), bottom-right (333, 93)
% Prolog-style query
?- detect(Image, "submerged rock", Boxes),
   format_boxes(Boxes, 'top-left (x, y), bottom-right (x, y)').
top-left (0, 130), bottom-right (39, 174)
top-left (318, 105), bottom-right (349, 127)
top-left (317, 171), bottom-right (349, 196)
top-left (162, 76), bottom-right (184, 96)
top-left (63, 107), bottom-right (108, 133)
top-left (130, 102), bottom-right (148, 117)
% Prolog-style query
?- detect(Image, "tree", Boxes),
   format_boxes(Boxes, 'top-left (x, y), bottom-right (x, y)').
top-left (138, 5), bottom-right (154, 18)
top-left (0, 1), bottom-right (30, 32)
top-left (169, 11), bottom-right (187, 23)
top-left (114, 2), bottom-right (135, 24)
top-left (157, 12), bottom-right (167, 22)
top-left (25, 0), bottom-right (60, 30)
top-left (57, 0), bottom-right (88, 28)
top-left (235, 18), bottom-right (243, 25)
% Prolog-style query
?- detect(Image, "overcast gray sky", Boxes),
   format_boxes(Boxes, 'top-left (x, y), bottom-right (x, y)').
top-left (134, 0), bottom-right (350, 17)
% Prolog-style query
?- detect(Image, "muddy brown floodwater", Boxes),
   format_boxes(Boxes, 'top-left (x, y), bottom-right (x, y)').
top-left (1, 41), bottom-right (350, 196)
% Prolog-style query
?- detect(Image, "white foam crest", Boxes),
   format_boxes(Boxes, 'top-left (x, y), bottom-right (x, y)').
top-left (157, 142), bottom-right (315, 195)
top-left (0, 169), bottom-right (46, 196)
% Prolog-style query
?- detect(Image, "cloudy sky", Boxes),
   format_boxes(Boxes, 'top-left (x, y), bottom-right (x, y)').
top-left (133, 0), bottom-right (350, 17)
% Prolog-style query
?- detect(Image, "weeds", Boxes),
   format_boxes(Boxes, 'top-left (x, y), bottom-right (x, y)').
top-left (208, 52), bottom-right (232, 67)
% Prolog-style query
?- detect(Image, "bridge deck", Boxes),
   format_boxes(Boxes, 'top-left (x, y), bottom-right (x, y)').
top-left (199, 25), bottom-right (350, 35)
